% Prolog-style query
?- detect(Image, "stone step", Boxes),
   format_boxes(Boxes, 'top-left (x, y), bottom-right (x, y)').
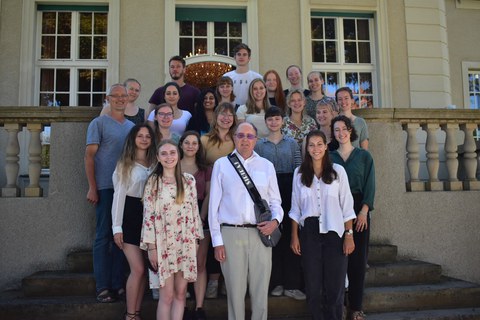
top-left (2, 290), bottom-right (480, 320)
top-left (365, 260), bottom-right (442, 287)
top-left (65, 244), bottom-right (398, 273)
top-left (367, 308), bottom-right (480, 320)
top-left (363, 278), bottom-right (480, 313)
top-left (24, 259), bottom-right (438, 298)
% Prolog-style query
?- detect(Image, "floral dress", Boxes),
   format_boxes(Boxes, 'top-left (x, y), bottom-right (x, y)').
top-left (281, 115), bottom-right (318, 146)
top-left (140, 173), bottom-right (203, 288)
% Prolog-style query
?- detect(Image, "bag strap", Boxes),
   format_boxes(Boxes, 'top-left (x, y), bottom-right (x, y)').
top-left (227, 152), bottom-right (267, 212)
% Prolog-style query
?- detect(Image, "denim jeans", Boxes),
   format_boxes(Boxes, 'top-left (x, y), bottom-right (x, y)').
top-left (93, 189), bottom-right (125, 292)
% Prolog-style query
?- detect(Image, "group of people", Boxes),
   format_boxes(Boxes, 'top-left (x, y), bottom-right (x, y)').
top-left (84, 42), bottom-right (375, 320)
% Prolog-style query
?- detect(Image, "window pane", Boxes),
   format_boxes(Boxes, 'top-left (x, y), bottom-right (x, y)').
top-left (180, 21), bottom-right (192, 36)
top-left (360, 96), bottom-right (373, 108)
top-left (215, 22), bottom-right (227, 37)
top-left (78, 94), bottom-right (91, 106)
top-left (311, 18), bottom-right (323, 39)
top-left (345, 73), bottom-right (359, 93)
top-left (359, 73), bottom-right (372, 94)
top-left (312, 41), bottom-right (324, 63)
top-left (325, 72), bottom-right (339, 96)
top-left (194, 38), bottom-right (207, 55)
top-left (39, 93), bottom-right (54, 106)
top-left (42, 12), bottom-right (56, 34)
top-left (92, 94), bottom-right (105, 107)
top-left (358, 42), bottom-right (371, 63)
top-left (343, 19), bottom-right (356, 40)
top-left (41, 36), bottom-right (55, 59)
top-left (58, 12), bottom-right (71, 34)
top-left (56, 94), bottom-right (69, 106)
top-left (93, 36), bottom-right (107, 59)
top-left (40, 69), bottom-right (54, 91)
top-left (79, 36), bottom-right (92, 59)
top-left (180, 38), bottom-right (192, 57)
top-left (94, 13), bottom-right (108, 34)
top-left (78, 69), bottom-right (91, 91)
top-left (92, 69), bottom-right (107, 92)
top-left (326, 41), bottom-right (337, 63)
top-left (194, 21), bottom-right (207, 36)
top-left (325, 18), bottom-right (336, 39)
top-left (229, 39), bottom-right (241, 57)
top-left (344, 42), bottom-right (357, 63)
top-left (79, 13), bottom-right (92, 34)
top-left (357, 19), bottom-right (369, 40)
top-left (57, 36), bottom-right (71, 59)
top-left (56, 69), bottom-right (70, 91)
top-left (229, 22), bottom-right (242, 37)
top-left (215, 39), bottom-right (228, 56)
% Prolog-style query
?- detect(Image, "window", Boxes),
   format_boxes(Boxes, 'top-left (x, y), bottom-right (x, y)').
top-left (176, 8), bottom-right (246, 59)
top-left (467, 70), bottom-right (480, 109)
top-left (36, 5), bottom-right (108, 107)
top-left (311, 13), bottom-right (376, 108)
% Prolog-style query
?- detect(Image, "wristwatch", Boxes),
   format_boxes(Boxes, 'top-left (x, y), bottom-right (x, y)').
top-left (345, 229), bottom-right (353, 236)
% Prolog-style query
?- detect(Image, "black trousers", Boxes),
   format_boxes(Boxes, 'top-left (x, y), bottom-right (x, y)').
top-left (348, 193), bottom-right (371, 311)
top-left (300, 218), bottom-right (347, 320)
top-left (270, 173), bottom-right (303, 290)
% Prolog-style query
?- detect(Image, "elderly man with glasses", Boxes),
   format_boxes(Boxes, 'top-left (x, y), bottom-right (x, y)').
top-left (209, 122), bottom-right (283, 320)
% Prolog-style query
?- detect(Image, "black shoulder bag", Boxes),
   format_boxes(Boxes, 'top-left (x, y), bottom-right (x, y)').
top-left (227, 153), bottom-right (281, 247)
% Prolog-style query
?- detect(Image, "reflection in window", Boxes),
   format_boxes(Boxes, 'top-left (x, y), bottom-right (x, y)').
top-left (468, 71), bottom-right (480, 109)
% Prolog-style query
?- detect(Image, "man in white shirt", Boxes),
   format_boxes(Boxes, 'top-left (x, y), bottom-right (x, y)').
top-left (223, 43), bottom-right (262, 106)
top-left (209, 122), bottom-right (283, 320)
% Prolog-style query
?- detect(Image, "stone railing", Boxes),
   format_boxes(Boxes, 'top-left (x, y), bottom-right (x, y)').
top-left (0, 107), bottom-right (99, 197)
top-left (356, 108), bottom-right (480, 192)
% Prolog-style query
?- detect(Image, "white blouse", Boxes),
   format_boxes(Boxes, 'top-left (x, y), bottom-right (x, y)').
top-left (112, 162), bottom-right (152, 235)
top-left (289, 164), bottom-right (356, 238)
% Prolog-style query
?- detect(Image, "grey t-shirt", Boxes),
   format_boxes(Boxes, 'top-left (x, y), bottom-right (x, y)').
top-left (86, 115), bottom-right (135, 190)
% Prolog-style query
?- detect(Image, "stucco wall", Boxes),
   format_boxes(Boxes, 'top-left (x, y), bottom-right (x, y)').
top-left (0, 0), bottom-right (22, 106)
top-left (368, 121), bottom-right (480, 284)
top-left (0, 122), bottom-right (95, 290)
top-left (445, 0), bottom-right (480, 108)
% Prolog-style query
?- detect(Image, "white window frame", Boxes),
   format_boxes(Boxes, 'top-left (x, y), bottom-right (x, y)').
top-left (462, 61), bottom-right (480, 109)
top-left (300, 0), bottom-right (392, 108)
top-left (19, 0), bottom-right (120, 106)
top-left (310, 14), bottom-right (378, 107)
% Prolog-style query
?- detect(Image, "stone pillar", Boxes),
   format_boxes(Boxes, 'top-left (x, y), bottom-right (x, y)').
top-left (460, 123), bottom-right (480, 190)
top-left (404, 123), bottom-right (424, 191)
top-left (25, 123), bottom-right (43, 197)
top-left (1, 124), bottom-right (21, 197)
top-left (422, 123), bottom-right (443, 191)
top-left (441, 123), bottom-right (463, 191)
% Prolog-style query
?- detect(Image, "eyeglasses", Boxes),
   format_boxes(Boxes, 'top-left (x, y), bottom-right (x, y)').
top-left (157, 112), bottom-right (173, 118)
top-left (219, 113), bottom-right (234, 119)
top-left (109, 95), bottom-right (128, 99)
top-left (235, 133), bottom-right (257, 140)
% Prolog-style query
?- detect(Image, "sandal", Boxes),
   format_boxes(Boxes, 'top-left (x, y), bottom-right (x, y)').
top-left (124, 311), bottom-right (138, 320)
top-left (96, 289), bottom-right (116, 303)
top-left (115, 288), bottom-right (126, 300)
top-left (351, 310), bottom-right (366, 320)
top-left (135, 311), bottom-right (142, 320)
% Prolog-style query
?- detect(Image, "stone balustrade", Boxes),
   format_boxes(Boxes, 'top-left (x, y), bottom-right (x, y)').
top-left (356, 108), bottom-right (480, 192)
top-left (0, 107), bottom-right (99, 197)
top-left (1, 107), bottom-right (479, 197)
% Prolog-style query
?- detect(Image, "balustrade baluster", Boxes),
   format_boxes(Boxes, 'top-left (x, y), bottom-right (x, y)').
top-left (460, 123), bottom-right (480, 190)
top-left (404, 123), bottom-right (424, 191)
top-left (422, 123), bottom-right (443, 191)
top-left (25, 123), bottom-right (43, 197)
top-left (1, 124), bottom-right (21, 197)
top-left (441, 123), bottom-right (463, 191)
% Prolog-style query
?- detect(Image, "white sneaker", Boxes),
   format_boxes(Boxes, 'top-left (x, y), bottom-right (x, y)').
top-left (284, 289), bottom-right (306, 300)
top-left (205, 280), bottom-right (218, 299)
top-left (270, 285), bottom-right (284, 296)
